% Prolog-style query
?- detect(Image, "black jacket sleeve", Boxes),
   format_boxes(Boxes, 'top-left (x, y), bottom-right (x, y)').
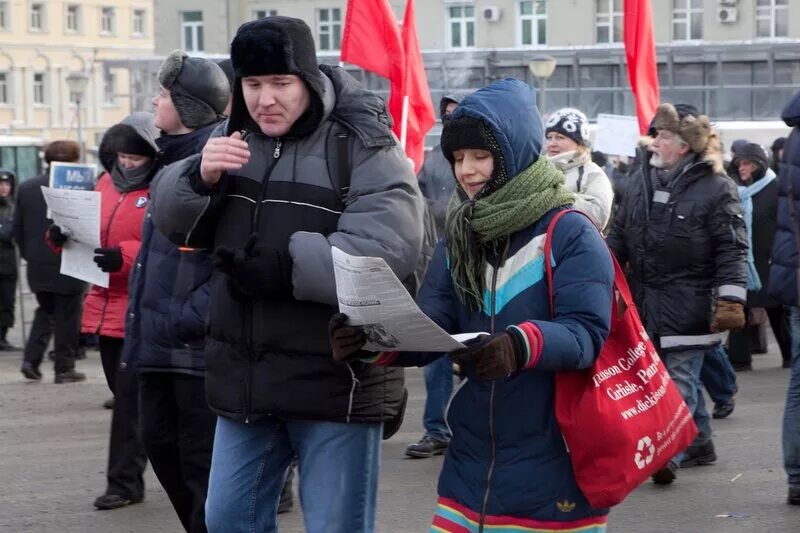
top-left (710, 176), bottom-right (748, 303)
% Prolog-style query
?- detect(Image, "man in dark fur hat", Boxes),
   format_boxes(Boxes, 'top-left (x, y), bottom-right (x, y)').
top-left (150, 17), bottom-right (423, 532)
top-left (608, 103), bottom-right (748, 486)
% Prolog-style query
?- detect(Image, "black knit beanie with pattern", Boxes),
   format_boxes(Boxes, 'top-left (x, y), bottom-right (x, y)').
top-left (440, 115), bottom-right (510, 199)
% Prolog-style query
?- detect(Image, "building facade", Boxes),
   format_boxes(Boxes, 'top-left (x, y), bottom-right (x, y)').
top-left (140, 0), bottom-right (800, 128)
top-left (0, 0), bottom-right (154, 152)
top-left (158, 0), bottom-right (799, 53)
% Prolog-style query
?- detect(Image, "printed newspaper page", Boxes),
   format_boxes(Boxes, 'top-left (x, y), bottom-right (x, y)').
top-left (332, 247), bottom-right (464, 352)
top-left (41, 187), bottom-right (109, 288)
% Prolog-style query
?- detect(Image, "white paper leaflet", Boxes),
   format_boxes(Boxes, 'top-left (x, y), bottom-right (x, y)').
top-left (41, 187), bottom-right (109, 288)
top-left (332, 247), bottom-right (464, 352)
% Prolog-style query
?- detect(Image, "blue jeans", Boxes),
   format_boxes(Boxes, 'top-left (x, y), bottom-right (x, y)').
top-left (663, 347), bottom-right (713, 464)
top-left (784, 307), bottom-right (800, 488)
top-left (423, 355), bottom-right (454, 441)
top-left (700, 343), bottom-right (738, 406)
top-left (205, 416), bottom-right (382, 533)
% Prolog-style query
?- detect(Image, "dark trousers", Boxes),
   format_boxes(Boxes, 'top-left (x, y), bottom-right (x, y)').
top-left (0, 276), bottom-right (16, 331)
top-left (768, 306), bottom-right (792, 363)
top-left (139, 373), bottom-right (215, 533)
top-left (23, 291), bottom-right (82, 373)
top-left (99, 336), bottom-right (147, 499)
top-left (729, 306), bottom-right (792, 365)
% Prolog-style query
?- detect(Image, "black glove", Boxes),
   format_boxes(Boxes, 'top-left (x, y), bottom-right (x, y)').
top-left (93, 247), bottom-right (123, 273)
top-left (448, 331), bottom-right (527, 380)
top-left (48, 224), bottom-right (68, 247)
top-left (213, 233), bottom-right (293, 298)
top-left (328, 313), bottom-right (368, 362)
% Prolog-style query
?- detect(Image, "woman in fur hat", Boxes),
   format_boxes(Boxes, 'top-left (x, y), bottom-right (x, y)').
top-left (544, 107), bottom-right (614, 230)
top-left (330, 79), bottom-right (615, 532)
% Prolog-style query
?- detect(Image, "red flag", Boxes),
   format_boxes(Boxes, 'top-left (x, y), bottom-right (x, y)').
top-left (396, 0), bottom-right (436, 174)
top-left (340, 0), bottom-right (403, 81)
top-left (624, 0), bottom-right (660, 134)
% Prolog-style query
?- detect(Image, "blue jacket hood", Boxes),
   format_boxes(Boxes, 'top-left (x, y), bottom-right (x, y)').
top-left (446, 78), bottom-right (543, 178)
top-left (783, 89), bottom-right (800, 128)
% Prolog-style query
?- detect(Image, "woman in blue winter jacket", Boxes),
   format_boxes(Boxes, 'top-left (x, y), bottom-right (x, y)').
top-left (329, 78), bottom-right (615, 532)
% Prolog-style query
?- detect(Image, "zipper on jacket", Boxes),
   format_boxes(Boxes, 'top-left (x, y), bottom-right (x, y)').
top-left (345, 363), bottom-right (360, 423)
top-left (96, 194), bottom-right (126, 334)
top-left (479, 258), bottom-right (501, 532)
top-left (243, 138), bottom-right (283, 423)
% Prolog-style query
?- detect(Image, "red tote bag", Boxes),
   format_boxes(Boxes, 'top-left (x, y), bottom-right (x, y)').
top-left (544, 210), bottom-right (698, 508)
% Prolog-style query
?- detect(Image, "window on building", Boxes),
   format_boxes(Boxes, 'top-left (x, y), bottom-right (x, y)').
top-left (181, 11), bottom-right (204, 53)
top-left (29, 2), bottom-right (44, 31)
top-left (673, 0), bottom-right (703, 41)
top-left (0, 73), bottom-right (8, 104)
top-left (66, 4), bottom-right (80, 33)
top-left (757, 0), bottom-right (789, 38)
top-left (33, 72), bottom-right (45, 104)
top-left (104, 72), bottom-right (116, 105)
top-left (317, 8), bottom-right (341, 51)
top-left (0, 1), bottom-right (9, 31)
top-left (448, 5), bottom-right (476, 49)
top-left (254, 9), bottom-right (278, 20)
top-left (519, 1), bottom-right (547, 46)
top-left (595, 0), bottom-right (623, 44)
top-left (133, 9), bottom-right (145, 36)
top-left (100, 6), bottom-right (115, 34)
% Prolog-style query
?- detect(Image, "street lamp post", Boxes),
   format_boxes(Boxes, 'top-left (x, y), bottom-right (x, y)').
top-left (65, 71), bottom-right (89, 163)
top-left (528, 56), bottom-right (558, 116)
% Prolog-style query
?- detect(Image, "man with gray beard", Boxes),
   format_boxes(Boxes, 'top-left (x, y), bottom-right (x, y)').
top-left (607, 103), bottom-right (747, 485)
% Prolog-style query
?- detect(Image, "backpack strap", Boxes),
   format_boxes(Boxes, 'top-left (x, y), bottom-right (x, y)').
top-left (324, 121), bottom-right (352, 202)
top-left (576, 165), bottom-right (585, 192)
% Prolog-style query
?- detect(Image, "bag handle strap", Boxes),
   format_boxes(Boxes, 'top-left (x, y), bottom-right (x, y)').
top-left (544, 209), bottom-right (633, 319)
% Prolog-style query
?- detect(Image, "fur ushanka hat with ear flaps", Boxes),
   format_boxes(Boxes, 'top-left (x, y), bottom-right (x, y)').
top-left (158, 50), bottom-right (230, 130)
top-left (227, 16), bottom-right (326, 137)
top-left (651, 103), bottom-right (724, 173)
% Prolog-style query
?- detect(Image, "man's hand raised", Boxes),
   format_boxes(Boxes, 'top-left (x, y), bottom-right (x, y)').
top-left (200, 131), bottom-right (251, 186)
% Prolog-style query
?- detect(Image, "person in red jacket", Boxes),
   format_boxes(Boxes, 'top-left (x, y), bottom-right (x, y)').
top-left (49, 111), bottom-right (160, 509)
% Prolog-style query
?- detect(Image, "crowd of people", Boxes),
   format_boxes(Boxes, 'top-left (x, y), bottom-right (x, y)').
top-left (0, 13), bottom-right (799, 533)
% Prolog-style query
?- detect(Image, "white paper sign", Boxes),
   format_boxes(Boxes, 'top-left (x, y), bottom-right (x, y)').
top-left (594, 114), bottom-right (640, 158)
top-left (332, 247), bottom-right (464, 353)
top-left (41, 186), bottom-right (109, 288)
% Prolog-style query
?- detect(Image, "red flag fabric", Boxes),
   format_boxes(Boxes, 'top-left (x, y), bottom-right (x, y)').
top-left (340, 0), bottom-right (404, 82)
top-left (397, 0), bottom-right (436, 174)
top-left (624, 0), bottom-right (660, 134)
top-left (340, 0), bottom-right (435, 173)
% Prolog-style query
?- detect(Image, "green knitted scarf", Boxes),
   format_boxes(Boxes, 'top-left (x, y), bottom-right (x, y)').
top-left (445, 156), bottom-right (575, 311)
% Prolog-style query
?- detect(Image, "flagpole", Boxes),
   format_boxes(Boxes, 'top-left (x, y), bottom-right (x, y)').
top-left (400, 95), bottom-right (409, 150)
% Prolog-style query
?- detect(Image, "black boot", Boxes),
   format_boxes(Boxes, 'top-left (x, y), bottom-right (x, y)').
top-left (0, 327), bottom-right (18, 351)
top-left (680, 440), bottom-right (717, 468)
top-left (54, 369), bottom-right (86, 384)
top-left (789, 486), bottom-right (800, 506)
top-left (21, 362), bottom-right (42, 381)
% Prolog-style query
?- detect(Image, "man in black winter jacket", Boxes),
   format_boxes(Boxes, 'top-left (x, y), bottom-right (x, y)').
top-left (608, 103), bottom-right (747, 486)
top-left (14, 141), bottom-right (87, 381)
top-left (116, 51), bottom-right (228, 528)
top-left (151, 17), bottom-right (423, 533)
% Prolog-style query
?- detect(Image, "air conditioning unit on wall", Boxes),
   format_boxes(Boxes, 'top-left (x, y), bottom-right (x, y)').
top-left (483, 6), bottom-right (501, 22)
top-left (718, 7), bottom-right (739, 23)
